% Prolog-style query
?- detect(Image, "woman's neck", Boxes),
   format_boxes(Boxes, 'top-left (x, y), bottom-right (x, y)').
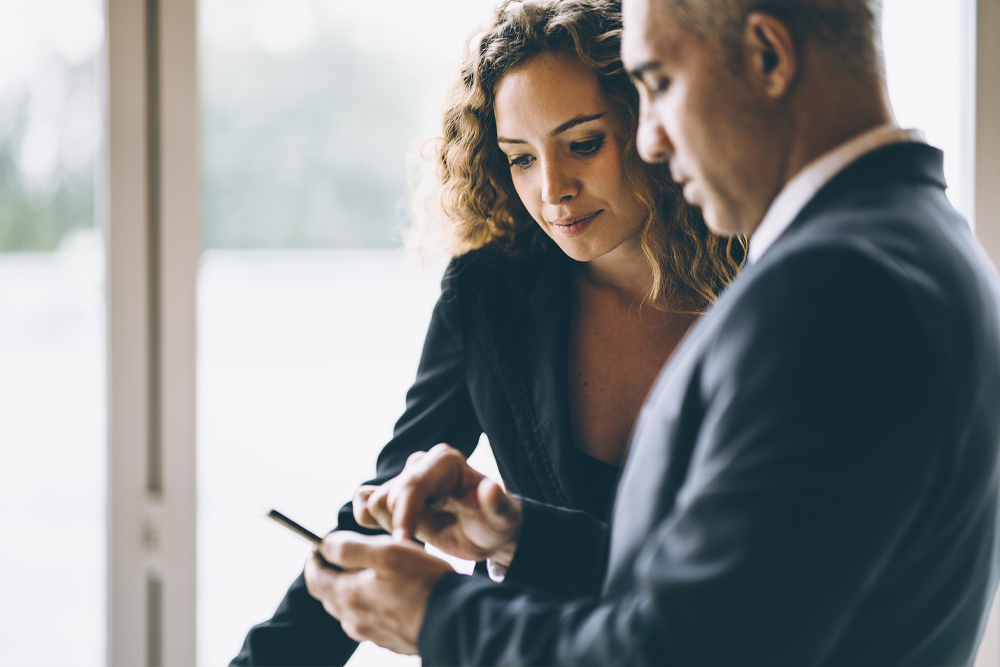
top-left (578, 235), bottom-right (654, 305)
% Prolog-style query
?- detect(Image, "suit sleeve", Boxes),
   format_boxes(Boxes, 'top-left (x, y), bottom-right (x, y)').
top-left (499, 498), bottom-right (608, 599)
top-left (232, 259), bottom-right (484, 666)
top-left (419, 246), bottom-right (947, 666)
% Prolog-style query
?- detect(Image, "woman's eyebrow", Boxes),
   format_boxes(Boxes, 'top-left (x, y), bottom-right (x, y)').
top-left (551, 113), bottom-right (605, 136)
top-left (497, 113), bottom-right (606, 145)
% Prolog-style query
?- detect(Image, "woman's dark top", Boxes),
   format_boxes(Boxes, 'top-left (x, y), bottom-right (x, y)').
top-left (232, 243), bottom-right (622, 666)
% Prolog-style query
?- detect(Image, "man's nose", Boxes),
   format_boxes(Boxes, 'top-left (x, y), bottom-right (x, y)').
top-left (540, 159), bottom-right (579, 204)
top-left (636, 94), bottom-right (673, 164)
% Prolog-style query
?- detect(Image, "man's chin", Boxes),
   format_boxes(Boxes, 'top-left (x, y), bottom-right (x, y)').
top-left (696, 202), bottom-right (743, 238)
top-left (680, 190), bottom-right (743, 238)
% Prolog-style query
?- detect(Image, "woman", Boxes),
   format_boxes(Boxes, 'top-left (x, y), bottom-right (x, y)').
top-left (232, 1), bottom-right (742, 664)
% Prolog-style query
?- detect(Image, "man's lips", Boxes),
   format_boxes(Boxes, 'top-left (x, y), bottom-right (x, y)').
top-left (670, 163), bottom-right (687, 183)
top-left (549, 211), bottom-right (601, 238)
top-left (671, 165), bottom-right (698, 202)
top-left (676, 177), bottom-right (698, 203)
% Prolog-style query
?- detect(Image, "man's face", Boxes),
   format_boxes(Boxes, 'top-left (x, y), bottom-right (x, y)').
top-left (621, 0), bottom-right (786, 236)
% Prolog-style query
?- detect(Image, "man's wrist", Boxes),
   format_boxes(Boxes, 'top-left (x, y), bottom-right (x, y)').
top-left (489, 539), bottom-right (518, 567)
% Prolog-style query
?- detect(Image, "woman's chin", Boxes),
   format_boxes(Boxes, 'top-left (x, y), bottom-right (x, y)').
top-left (551, 238), bottom-right (602, 264)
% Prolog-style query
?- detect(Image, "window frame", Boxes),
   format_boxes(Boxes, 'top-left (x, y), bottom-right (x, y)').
top-left (98, 0), bottom-right (1000, 664)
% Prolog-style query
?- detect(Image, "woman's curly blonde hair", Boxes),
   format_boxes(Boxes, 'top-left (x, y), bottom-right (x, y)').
top-left (424, 0), bottom-right (743, 311)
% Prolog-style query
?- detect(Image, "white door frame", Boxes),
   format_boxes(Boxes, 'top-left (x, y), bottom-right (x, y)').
top-left (973, 0), bottom-right (1000, 661)
top-left (102, 0), bottom-right (199, 664)
top-left (95, 0), bottom-right (1000, 664)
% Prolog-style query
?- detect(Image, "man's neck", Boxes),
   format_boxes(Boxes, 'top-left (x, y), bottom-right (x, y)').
top-left (745, 123), bottom-right (924, 264)
top-left (779, 68), bottom-right (895, 192)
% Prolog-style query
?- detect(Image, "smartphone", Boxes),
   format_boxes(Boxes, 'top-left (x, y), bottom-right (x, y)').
top-left (267, 509), bottom-right (343, 571)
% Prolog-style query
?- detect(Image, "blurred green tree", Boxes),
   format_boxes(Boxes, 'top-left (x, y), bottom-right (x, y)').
top-left (201, 26), bottom-right (430, 248)
top-left (0, 64), bottom-right (95, 252)
top-left (0, 24), bottom-right (431, 252)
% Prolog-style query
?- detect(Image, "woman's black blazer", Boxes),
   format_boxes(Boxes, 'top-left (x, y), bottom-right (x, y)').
top-left (232, 243), bottom-right (620, 666)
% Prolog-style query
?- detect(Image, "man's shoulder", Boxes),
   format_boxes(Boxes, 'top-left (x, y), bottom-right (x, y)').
top-left (747, 139), bottom-right (995, 318)
top-left (685, 170), bottom-right (1000, 435)
top-left (777, 141), bottom-right (979, 282)
top-left (721, 214), bottom-right (994, 360)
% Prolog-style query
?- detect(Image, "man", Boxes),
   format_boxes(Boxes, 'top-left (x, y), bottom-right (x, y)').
top-left (304, 0), bottom-right (1000, 664)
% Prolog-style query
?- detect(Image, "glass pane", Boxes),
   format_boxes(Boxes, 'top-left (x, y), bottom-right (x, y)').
top-left (883, 0), bottom-right (970, 218)
top-left (0, 0), bottom-right (105, 665)
top-left (196, 2), bottom-right (975, 665)
top-left (196, 2), bottom-right (499, 665)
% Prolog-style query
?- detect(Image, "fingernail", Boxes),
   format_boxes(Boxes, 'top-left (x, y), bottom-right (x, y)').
top-left (393, 528), bottom-right (405, 542)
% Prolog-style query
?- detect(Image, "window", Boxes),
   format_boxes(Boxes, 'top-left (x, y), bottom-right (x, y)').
top-left (196, 2), bottom-right (499, 664)
top-left (0, 1), bottom-right (105, 665)
top-left (4, 1), bottom-right (995, 665)
top-left (883, 0), bottom-right (973, 220)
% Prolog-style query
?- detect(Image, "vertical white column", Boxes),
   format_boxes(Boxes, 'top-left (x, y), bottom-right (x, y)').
top-left (158, 0), bottom-right (200, 663)
top-left (103, 0), bottom-right (148, 662)
top-left (974, 1), bottom-right (1000, 666)
top-left (103, 0), bottom-right (199, 665)
top-left (976, 0), bottom-right (1000, 261)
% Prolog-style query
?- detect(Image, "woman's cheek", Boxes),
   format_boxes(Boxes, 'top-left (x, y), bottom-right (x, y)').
top-left (511, 175), bottom-right (544, 225)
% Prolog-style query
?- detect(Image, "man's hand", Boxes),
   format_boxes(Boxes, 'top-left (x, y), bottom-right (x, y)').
top-left (354, 443), bottom-right (523, 565)
top-left (303, 532), bottom-right (454, 655)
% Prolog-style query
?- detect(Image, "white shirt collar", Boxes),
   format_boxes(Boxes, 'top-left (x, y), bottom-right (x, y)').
top-left (746, 124), bottom-right (926, 264)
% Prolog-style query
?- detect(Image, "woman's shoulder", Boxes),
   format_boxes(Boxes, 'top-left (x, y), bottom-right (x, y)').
top-left (443, 240), bottom-right (567, 298)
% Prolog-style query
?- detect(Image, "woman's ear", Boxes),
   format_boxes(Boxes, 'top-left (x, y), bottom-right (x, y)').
top-left (742, 12), bottom-right (798, 100)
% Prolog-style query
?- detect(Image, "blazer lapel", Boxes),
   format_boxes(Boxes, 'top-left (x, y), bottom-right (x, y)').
top-left (476, 248), bottom-right (576, 508)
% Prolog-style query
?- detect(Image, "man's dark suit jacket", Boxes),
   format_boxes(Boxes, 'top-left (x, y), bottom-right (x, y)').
top-left (232, 242), bottom-right (621, 665)
top-left (419, 143), bottom-right (1000, 666)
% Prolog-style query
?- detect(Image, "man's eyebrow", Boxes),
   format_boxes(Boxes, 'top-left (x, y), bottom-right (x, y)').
top-left (497, 113), bottom-right (606, 145)
top-left (628, 61), bottom-right (662, 82)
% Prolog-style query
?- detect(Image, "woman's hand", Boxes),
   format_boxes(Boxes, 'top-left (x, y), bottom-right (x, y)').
top-left (352, 484), bottom-right (380, 529)
top-left (355, 444), bottom-right (523, 566)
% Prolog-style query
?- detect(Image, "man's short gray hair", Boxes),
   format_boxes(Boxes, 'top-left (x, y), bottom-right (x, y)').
top-left (661, 0), bottom-right (884, 80)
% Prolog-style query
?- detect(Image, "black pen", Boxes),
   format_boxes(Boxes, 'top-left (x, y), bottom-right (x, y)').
top-left (267, 509), bottom-right (344, 571)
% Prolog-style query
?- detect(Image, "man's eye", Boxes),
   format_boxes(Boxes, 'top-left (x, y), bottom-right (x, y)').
top-left (652, 77), bottom-right (671, 94)
top-left (572, 136), bottom-right (605, 156)
top-left (638, 74), bottom-right (670, 96)
top-left (509, 155), bottom-right (535, 170)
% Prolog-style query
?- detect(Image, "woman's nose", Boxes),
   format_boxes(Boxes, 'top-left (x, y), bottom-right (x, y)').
top-left (540, 159), bottom-right (579, 204)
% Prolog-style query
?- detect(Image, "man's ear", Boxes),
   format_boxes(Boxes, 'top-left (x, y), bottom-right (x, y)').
top-left (743, 12), bottom-right (798, 99)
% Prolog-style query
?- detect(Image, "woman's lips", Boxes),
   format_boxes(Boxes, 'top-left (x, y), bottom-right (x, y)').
top-left (550, 211), bottom-right (601, 238)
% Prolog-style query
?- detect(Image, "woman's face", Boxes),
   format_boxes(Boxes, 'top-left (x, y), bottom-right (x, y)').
top-left (494, 51), bottom-right (646, 263)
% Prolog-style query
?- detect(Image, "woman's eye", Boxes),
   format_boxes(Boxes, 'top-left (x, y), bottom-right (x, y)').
top-left (572, 136), bottom-right (605, 156)
top-left (509, 155), bottom-right (535, 170)
top-left (652, 77), bottom-right (671, 95)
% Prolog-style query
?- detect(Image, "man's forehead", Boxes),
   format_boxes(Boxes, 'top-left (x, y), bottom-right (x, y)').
top-left (621, 0), bottom-right (683, 69)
